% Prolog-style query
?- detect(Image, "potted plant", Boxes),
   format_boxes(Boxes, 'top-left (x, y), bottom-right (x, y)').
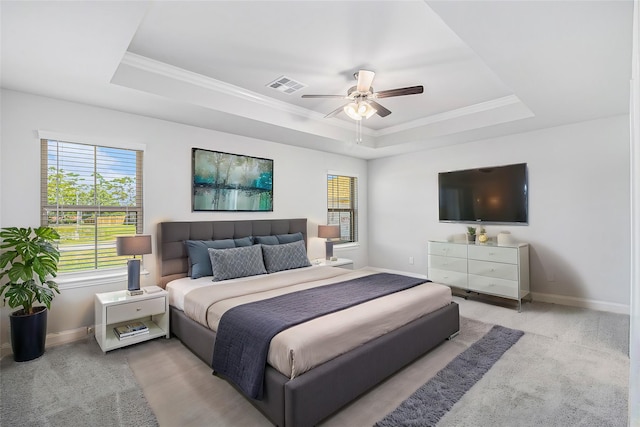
top-left (466, 226), bottom-right (476, 243)
top-left (0, 227), bottom-right (60, 362)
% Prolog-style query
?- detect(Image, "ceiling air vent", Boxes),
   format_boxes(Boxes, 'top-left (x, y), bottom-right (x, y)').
top-left (266, 76), bottom-right (307, 95)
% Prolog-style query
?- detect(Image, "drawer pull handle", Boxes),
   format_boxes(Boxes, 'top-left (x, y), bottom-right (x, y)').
top-left (136, 308), bottom-right (141, 311)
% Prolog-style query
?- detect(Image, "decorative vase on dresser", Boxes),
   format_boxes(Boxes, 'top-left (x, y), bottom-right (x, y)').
top-left (427, 240), bottom-right (530, 312)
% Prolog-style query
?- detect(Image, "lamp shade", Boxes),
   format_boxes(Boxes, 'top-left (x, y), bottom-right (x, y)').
top-left (318, 225), bottom-right (340, 239)
top-left (116, 235), bottom-right (152, 256)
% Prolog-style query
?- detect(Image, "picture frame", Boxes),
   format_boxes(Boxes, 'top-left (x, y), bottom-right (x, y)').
top-left (192, 148), bottom-right (273, 212)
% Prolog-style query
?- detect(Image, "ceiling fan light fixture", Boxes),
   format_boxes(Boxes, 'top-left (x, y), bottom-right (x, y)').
top-left (362, 102), bottom-right (377, 119)
top-left (344, 103), bottom-right (363, 121)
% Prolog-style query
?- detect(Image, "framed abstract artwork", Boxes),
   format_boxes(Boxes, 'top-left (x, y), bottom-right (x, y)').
top-left (192, 148), bottom-right (273, 212)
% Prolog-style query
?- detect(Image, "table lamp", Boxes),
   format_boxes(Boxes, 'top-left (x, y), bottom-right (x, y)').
top-left (116, 235), bottom-right (152, 296)
top-left (318, 225), bottom-right (340, 260)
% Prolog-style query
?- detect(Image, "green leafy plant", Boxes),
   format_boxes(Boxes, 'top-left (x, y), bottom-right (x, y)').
top-left (0, 227), bottom-right (61, 315)
top-left (466, 226), bottom-right (476, 236)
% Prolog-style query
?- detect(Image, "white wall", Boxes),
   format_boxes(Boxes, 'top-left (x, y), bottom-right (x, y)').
top-left (0, 89), bottom-right (368, 347)
top-left (368, 115), bottom-right (630, 311)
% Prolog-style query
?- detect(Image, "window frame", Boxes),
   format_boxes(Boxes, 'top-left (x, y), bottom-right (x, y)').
top-left (326, 171), bottom-right (359, 245)
top-left (39, 131), bottom-right (146, 286)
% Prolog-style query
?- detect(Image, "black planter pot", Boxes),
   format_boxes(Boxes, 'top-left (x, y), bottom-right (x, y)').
top-left (10, 306), bottom-right (48, 362)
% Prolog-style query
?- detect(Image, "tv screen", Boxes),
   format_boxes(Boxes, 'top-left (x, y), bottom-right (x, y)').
top-left (438, 163), bottom-right (528, 224)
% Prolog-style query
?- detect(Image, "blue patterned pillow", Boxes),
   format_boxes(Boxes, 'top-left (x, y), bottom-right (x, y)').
top-left (185, 239), bottom-right (235, 279)
top-left (208, 245), bottom-right (267, 281)
top-left (276, 232), bottom-right (304, 244)
top-left (261, 240), bottom-right (311, 274)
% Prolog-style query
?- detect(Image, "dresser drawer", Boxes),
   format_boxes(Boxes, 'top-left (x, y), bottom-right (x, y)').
top-left (468, 274), bottom-right (519, 299)
top-left (429, 268), bottom-right (468, 289)
top-left (107, 297), bottom-right (166, 324)
top-left (428, 255), bottom-right (467, 273)
top-left (468, 245), bottom-right (518, 264)
top-left (468, 259), bottom-right (518, 281)
top-left (428, 242), bottom-right (467, 259)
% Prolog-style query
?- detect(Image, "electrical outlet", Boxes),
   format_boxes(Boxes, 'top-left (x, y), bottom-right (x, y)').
top-left (87, 326), bottom-right (94, 335)
top-left (409, 256), bottom-right (414, 265)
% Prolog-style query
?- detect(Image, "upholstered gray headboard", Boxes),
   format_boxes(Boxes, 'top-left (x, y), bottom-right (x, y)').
top-left (157, 218), bottom-right (308, 287)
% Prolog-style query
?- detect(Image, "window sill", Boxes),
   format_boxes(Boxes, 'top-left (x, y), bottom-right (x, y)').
top-left (335, 242), bottom-right (360, 250)
top-left (57, 268), bottom-right (149, 290)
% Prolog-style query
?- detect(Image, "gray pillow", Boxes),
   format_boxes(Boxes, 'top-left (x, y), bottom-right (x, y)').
top-left (254, 235), bottom-right (279, 245)
top-left (185, 239), bottom-right (235, 279)
top-left (276, 232), bottom-right (304, 244)
top-left (261, 240), bottom-right (311, 274)
top-left (208, 245), bottom-right (267, 281)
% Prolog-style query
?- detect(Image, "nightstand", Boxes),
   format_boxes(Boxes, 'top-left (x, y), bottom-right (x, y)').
top-left (314, 258), bottom-right (354, 269)
top-left (95, 286), bottom-right (170, 353)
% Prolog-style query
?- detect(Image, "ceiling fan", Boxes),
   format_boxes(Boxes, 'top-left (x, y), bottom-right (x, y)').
top-left (301, 70), bottom-right (423, 120)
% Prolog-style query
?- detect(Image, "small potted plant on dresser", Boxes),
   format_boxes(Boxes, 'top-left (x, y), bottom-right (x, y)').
top-left (0, 227), bottom-right (60, 362)
top-left (466, 226), bottom-right (476, 243)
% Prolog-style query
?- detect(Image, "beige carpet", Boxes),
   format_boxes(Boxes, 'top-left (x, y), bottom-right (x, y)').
top-left (124, 297), bottom-right (629, 426)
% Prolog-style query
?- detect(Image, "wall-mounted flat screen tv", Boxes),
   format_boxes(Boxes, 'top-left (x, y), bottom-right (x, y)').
top-left (438, 163), bottom-right (528, 224)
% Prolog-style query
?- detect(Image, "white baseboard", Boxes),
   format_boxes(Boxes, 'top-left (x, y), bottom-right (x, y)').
top-left (367, 267), bottom-right (630, 315)
top-left (1, 325), bottom-right (93, 359)
top-left (531, 292), bottom-right (630, 315)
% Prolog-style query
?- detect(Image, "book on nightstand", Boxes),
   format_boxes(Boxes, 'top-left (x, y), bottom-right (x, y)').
top-left (114, 321), bottom-right (149, 339)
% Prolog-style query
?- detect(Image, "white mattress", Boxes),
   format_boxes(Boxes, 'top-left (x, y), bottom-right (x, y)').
top-left (168, 266), bottom-right (452, 378)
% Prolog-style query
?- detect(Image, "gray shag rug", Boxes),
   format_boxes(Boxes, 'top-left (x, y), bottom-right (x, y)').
top-left (1, 337), bottom-right (158, 426)
top-left (375, 325), bottom-right (524, 427)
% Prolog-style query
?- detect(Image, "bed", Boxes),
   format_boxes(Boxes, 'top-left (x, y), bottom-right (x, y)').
top-left (158, 218), bottom-right (459, 427)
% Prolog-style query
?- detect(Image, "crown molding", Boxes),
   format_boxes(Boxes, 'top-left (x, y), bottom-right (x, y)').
top-left (373, 95), bottom-right (527, 137)
top-left (120, 52), bottom-right (377, 135)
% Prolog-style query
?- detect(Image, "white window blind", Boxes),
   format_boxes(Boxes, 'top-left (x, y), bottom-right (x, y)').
top-left (327, 174), bottom-right (358, 243)
top-left (41, 139), bottom-right (144, 273)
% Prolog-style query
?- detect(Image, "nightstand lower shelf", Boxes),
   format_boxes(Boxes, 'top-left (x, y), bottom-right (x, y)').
top-left (103, 319), bottom-right (167, 352)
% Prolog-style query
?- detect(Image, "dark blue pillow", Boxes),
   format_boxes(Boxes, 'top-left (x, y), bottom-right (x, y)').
top-left (276, 232), bottom-right (303, 244)
top-left (254, 235), bottom-right (279, 245)
top-left (234, 236), bottom-right (253, 247)
top-left (185, 239), bottom-right (235, 279)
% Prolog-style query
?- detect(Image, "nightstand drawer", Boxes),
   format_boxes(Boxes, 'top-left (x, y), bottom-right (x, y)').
top-left (107, 297), bottom-right (166, 324)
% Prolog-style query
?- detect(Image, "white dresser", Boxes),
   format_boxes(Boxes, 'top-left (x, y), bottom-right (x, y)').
top-left (428, 240), bottom-right (530, 311)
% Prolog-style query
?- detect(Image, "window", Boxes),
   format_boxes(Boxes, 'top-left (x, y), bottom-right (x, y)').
top-left (327, 174), bottom-right (358, 243)
top-left (41, 139), bottom-right (143, 273)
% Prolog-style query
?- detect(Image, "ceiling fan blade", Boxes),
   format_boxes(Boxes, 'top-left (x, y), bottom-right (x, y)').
top-left (375, 85), bottom-right (424, 99)
top-left (356, 70), bottom-right (375, 93)
top-left (324, 104), bottom-right (348, 118)
top-left (368, 100), bottom-right (392, 117)
top-left (301, 94), bottom-right (346, 99)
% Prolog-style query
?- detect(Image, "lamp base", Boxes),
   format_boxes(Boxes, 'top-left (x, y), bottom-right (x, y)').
top-left (127, 289), bottom-right (144, 296)
top-left (127, 258), bottom-right (141, 293)
top-left (325, 240), bottom-right (334, 260)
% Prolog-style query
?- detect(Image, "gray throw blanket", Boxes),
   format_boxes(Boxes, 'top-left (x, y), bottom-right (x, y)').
top-left (211, 272), bottom-right (429, 399)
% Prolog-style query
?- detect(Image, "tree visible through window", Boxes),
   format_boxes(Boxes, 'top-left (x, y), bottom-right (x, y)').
top-left (327, 174), bottom-right (358, 243)
top-left (41, 140), bottom-right (143, 273)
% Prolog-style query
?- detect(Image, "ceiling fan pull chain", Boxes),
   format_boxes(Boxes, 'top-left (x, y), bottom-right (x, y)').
top-left (356, 120), bottom-right (362, 144)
